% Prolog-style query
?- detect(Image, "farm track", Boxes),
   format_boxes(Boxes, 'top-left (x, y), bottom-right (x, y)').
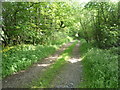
top-left (2, 42), bottom-right (73, 88)
top-left (51, 42), bottom-right (83, 88)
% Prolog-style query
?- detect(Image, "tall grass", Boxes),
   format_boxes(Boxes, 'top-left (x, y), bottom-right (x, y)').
top-left (79, 39), bottom-right (118, 88)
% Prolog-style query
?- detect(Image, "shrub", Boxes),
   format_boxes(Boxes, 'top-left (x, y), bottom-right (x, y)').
top-left (80, 40), bottom-right (118, 88)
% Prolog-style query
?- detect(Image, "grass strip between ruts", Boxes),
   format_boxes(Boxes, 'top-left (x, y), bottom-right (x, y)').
top-left (29, 41), bottom-right (78, 88)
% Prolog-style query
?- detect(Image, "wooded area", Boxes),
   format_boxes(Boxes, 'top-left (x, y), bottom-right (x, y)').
top-left (1, 1), bottom-right (119, 48)
top-left (1, 1), bottom-right (119, 88)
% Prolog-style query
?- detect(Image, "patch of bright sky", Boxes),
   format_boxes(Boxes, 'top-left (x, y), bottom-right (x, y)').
top-left (69, 0), bottom-right (119, 7)
top-left (2, 0), bottom-right (119, 2)
top-left (68, 0), bottom-right (91, 8)
top-left (72, 0), bottom-right (91, 3)
top-left (110, 0), bottom-right (119, 2)
top-left (70, 0), bottom-right (119, 3)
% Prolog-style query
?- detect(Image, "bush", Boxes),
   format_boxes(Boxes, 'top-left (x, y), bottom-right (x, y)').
top-left (80, 40), bottom-right (118, 88)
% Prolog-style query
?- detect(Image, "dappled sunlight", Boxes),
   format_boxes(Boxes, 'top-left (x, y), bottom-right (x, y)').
top-left (61, 47), bottom-right (66, 51)
top-left (13, 70), bottom-right (26, 75)
top-left (37, 64), bottom-right (51, 67)
top-left (45, 56), bottom-right (58, 60)
top-left (67, 58), bottom-right (82, 63)
top-left (2, 1), bottom-right (119, 88)
top-left (1, 46), bottom-right (14, 53)
top-left (36, 55), bottom-right (62, 67)
top-left (2, 44), bottom-right (57, 78)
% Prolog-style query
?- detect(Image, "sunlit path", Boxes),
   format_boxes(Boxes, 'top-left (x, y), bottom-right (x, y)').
top-left (2, 42), bottom-right (73, 88)
top-left (51, 42), bottom-right (83, 88)
top-left (1, 1), bottom-right (118, 88)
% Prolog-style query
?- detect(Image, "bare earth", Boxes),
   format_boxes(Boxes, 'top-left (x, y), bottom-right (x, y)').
top-left (51, 42), bottom-right (83, 88)
top-left (2, 42), bottom-right (72, 88)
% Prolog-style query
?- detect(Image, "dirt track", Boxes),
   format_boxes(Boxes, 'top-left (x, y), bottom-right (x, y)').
top-left (2, 42), bottom-right (72, 88)
top-left (51, 42), bottom-right (83, 88)
top-left (2, 41), bottom-right (83, 88)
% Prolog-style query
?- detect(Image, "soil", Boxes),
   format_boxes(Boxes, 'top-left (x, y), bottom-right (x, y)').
top-left (50, 42), bottom-right (83, 88)
top-left (2, 41), bottom-right (83, 88)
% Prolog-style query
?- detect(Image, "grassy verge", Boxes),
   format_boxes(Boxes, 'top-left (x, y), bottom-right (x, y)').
top-left (2, 44), bottom-right (60, 78)
top-left (79, 39), bottom-right (118, 88)
top-left (29, 41), bottom-right (78, 88)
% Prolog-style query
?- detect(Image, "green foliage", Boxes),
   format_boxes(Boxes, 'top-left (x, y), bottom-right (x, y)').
top-left (28, 41), bottom-right (77, 88)
top-left (2, 44), bottom-right (58, 78)
top-left (2, 2), bottom-right (74, 46)
top-left (79, 40), bottom-right (118, 88)
top-left (49, 32), bottom-right (73, 45)
top-left (99, 25), bottom-right (119, 48)
top-left (79, 39), bottom-right (92, 57)
top-left (76, 2), bottom-right (119, 48)
top-left (1, 1), bottom-right (119, 88)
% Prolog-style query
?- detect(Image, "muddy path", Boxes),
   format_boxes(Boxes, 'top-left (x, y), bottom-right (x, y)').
top-left (51, 42), bottom-right (83, 88)
top-left (2, 42), bottom-right (73, 88)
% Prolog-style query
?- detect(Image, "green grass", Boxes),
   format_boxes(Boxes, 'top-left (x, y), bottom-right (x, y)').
top-left (2, 44), bottom-right (60, 78)
top-left (79, 39), bottom-right (118, 88)
top-left (29, 41), bottom-right (77, 88)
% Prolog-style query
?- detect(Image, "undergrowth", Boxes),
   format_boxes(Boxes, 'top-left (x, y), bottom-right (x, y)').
top-left (79, 39), bottom-right (118, 88)
top-left (2, 44), bottom-right (59, 78)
